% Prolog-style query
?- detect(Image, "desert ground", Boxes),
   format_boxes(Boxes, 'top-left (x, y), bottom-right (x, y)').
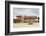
top-left (13, 22), bottom-right (39, 28)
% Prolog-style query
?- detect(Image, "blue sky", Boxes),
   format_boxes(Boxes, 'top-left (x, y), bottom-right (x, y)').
top-left (13, 8), bottom-right (39, 18)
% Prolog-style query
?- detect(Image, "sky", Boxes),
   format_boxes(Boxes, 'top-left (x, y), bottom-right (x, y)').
top-left (13, 8), bottom-right (39, 18)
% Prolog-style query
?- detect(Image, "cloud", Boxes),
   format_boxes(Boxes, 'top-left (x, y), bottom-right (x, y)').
top-left (13, 8), bottom-right (39, 18)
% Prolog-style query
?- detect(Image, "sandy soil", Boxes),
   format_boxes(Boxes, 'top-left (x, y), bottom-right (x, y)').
top-left (13, 22), bottom-right (39, 28)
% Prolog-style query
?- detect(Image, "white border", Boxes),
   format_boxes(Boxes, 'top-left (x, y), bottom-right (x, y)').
top-left (10, 4), bottom-right (42, 32)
